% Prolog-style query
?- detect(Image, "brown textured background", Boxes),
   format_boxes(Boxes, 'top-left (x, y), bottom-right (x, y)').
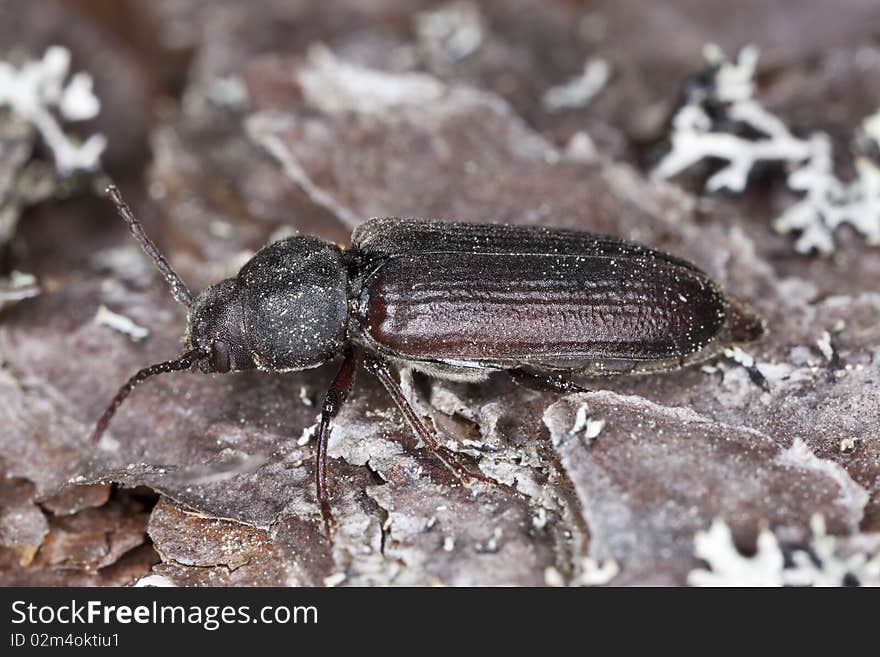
top-left (0, 0), bottom-right (878, 586)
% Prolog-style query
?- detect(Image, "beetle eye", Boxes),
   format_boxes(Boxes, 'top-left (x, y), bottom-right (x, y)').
top-left (210, 340), bottom-right (230, 373)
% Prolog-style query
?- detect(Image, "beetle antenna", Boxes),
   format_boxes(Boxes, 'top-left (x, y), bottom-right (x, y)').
top-left (106, 185), bottom-right (194, 307)
top-left (90, 348), bottom-right (206, 445)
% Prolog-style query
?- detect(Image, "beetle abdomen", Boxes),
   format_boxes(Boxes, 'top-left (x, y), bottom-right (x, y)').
top-left (359, 252), bottom-right (731, 364)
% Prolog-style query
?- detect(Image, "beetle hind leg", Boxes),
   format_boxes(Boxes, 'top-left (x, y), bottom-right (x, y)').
top-left (366, 357), bottom-right (492, 486)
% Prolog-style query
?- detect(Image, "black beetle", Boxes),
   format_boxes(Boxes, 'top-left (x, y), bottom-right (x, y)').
top-left (92, 186), bottom-right (763, 536)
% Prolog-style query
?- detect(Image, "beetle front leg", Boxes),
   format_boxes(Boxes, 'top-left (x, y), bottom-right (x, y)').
top-left (365, 357), bottom-right (492, 485)
top-left (315, 347), bottom-right (359, 539)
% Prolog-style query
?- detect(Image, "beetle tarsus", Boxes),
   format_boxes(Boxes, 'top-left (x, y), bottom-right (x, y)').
top-left (366, 356), bottom-right (492, 486)
top-left (429, 443), bottom-right (494, 485)
top-left (315, 347), bottom-right (359, 540)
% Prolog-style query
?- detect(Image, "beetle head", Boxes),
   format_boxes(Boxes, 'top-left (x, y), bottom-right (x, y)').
top-left (186, 278), bottom-right (256, 373)
top-left (91, 186), bottom-right (252, 447)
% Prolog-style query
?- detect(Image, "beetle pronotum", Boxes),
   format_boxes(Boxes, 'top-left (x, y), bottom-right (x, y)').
top-left (92, 186), bottom-right (763, 536)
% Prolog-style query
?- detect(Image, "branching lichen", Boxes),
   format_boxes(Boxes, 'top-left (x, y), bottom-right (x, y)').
top-left (0, 46), bottom-right (106, 174)
top-left (688, 517), bottom-right (880, 586)
top-left (773, 115), bottom-right (880, 253)
top-left (654, 44), bottom-right (880, 254)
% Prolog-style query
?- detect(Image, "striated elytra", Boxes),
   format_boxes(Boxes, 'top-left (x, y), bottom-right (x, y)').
top-left (93, 187), bottom-right (764, 537)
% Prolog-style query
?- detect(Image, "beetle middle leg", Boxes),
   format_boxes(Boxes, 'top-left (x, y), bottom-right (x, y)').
top-left (315, 346), bottom-right (359, 537)
top-left (365, 357), bottom-right (493, 486)
top-left (509, 368), bottom-right (591, 395)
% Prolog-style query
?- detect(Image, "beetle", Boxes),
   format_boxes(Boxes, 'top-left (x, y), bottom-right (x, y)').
top-left (92, 185), bottom-right (764, 536)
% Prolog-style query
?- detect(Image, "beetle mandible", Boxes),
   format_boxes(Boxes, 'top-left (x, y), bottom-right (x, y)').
top-left (92, 186), bottom-right (764, 536)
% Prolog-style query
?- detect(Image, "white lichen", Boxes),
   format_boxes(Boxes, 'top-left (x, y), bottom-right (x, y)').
top-left (569, 403), bottom-right (590, 435)
top-left (774, 116), bottom-right (880, 253)
top-left (323, 572), bottom-right (347, 587)
top-left (532, 507), bottom-right (548, 530)
top-left (0, 46), bottom-right (106, 174)
top-left (654, 44), bottom-right (880, 254)
top-left (567, 402), bottom-right (605, 447)
top-left (783, 516), bottom-right (880, 587)
top-left (839, 437), bottom-right (858, 453)
top-left (133, 573), bottom-right (177, 587)
top-left (475, 527), bottom-right (503, 553)
top-left (297, 419), bottom-right (320, 446)
top-left (688, 517), bottom-right (880, 587)
top-left (0, 270), bottom-right (40, 308)
top-left (563, 131), bottom-right (599, 163)
top-left (542, 58), bottom-right (610, 113)
top-left (654, 45), bottom-right (810, 193)
top-left (93, 305), bottom-right (149, 341)
top-left (543, 566), bottom-right (565, 587)
top-left (298, 45), bottom-right (446, 117)
top-left (416, 2), bottom-right (484, 66)
top-left (573, 557), bottom-right (620, 586)
top-left (689, 519), bottom-right (785, 586)
top-left (582, 417), bottom-right (605, 441)
top-left (816, 330), bottom-right (835, 362)
top-left (203, 75), bottom-right (249, 109)
top-left (724, 345), bottom-right (756, 369)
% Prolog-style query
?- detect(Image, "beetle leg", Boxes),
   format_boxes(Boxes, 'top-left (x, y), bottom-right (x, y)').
top-left (315, 347), bottom-right (359, 539)
top-left (366, 357), bottom-right (492, 485)
top-left (509, 368), bottom-right (591, 395)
